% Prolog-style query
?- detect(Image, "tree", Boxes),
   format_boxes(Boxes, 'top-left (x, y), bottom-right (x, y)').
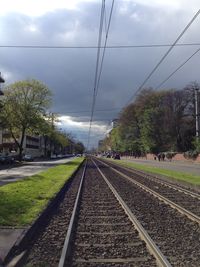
top-left (74, 142), bottom-right (85, 154)
top-left (0, 79), bottom-right (52, 160)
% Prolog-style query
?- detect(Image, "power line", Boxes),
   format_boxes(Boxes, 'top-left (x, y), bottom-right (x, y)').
top-left (87, 0), bottom-right (115, 150)
top-left (126, 9), bottom-right (200, 105)
top-left (60, 107), bottom-right (121, 114)
top-left (155, 47), bottom-right (200, 89)
top-left (1, 43), bottom-right (200, 49)
top-left (87, 0), bottom-right (105, 149)
top-left (95, 0), bottom-right (115, 97)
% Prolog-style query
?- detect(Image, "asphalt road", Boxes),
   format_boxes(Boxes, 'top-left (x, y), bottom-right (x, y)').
top-left (0, 157), bottom-right (75, 186)
top-left (122, 158), bottom-right (200, 176)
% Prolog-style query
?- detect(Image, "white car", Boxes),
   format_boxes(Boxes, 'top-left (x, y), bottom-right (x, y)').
top-left (23, 154), bottom-right (33, 161)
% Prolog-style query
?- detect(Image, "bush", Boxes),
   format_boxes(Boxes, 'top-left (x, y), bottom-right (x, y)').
top-left (184, 150), bottom-right (199, 160)
top-left (192, 138), bottom-right (200, 153)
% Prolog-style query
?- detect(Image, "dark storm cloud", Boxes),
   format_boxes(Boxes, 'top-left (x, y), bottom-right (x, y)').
top-left (1, 0), bottom-right (200, 146)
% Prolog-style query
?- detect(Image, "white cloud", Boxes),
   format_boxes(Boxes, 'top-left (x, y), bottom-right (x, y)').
top-left (0, 0), bottom-right (98, 17)
top-left (57, 115), bottom-right (111, 147)
top-left (130, 12), bottom-right (141, 22)
top-left (59, 115), bottom-right (108, 131)
top-left (119, 0), bottom-right (200, 16)
top-left (24, 24), bottom-right (39, 33)
top-left (0, 67), bottom-right (21, 85)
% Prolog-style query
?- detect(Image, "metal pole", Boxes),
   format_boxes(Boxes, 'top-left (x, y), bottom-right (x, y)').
top-left (195, 87), bottom-right (199, 139)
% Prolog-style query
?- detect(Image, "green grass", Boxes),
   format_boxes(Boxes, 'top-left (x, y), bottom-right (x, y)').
top-left (0, 157), bottom-right (84, 226)
top-left (106, 159), bottom-right (200, 186)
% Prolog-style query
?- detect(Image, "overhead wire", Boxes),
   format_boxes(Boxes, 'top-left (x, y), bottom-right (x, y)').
top-left (1, 43), bottom-right (200, 49)
top-left (87, 0), bottom-right (115, 150)
top-left (155, 47), bottom-right (200, 89)
top-left (125, 8), bottom-right (200, 105)
top-left (95, 0), bottom-right (115, 97)
top-left (60, 107), bottom-right (121, 114)
top-left (87, 0), bottom-right (106, 150)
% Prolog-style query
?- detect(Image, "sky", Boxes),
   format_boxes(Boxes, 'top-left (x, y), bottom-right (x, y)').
top-left (0, 0), bottom-right (200, 148)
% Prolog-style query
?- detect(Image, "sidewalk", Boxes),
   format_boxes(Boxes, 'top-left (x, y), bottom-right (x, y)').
top-left (0, 228), bottom-right (26, 263)
top-left (121, 157), bottom-right (200, 176)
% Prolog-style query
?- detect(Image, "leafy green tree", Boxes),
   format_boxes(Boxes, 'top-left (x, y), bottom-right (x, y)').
top-left (74, 142), bottom-right (85, 154)
top-left (0, 79), bottom-right (52, 160)
top-left (99, 83), bottom-right (198, 155)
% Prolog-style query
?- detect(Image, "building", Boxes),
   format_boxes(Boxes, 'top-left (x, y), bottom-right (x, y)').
top-left (111, 119), bottom-right (119, 128)
top-left (0, 129), bottom-right (45, 157)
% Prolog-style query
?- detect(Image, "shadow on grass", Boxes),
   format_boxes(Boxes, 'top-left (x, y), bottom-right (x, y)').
top-left (0, 174), bottom-right (59, 226)
top-left (0, 159), bottom-right (83, 226)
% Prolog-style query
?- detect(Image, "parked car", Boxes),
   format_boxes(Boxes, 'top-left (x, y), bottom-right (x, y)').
top-left (50, 154), bottom-right (57, 159)
top-left (0, 155), bottom-right (15, 164)
top-left (23, 154), bottom-right (33, 161)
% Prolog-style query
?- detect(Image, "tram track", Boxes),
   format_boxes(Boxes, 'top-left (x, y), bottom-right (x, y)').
top-left (98, 158), bottom-right (200, 221)
top-left (94, 158), bottom-right (200, 266)
top-left (8, 157), bottom-right (200, 267)
top-left (60, 159), bottom-right (168, 267)
top-left (12, 162), bottom-right (86, 267)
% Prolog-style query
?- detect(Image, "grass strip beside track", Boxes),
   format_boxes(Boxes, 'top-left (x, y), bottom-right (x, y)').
top-left (105, 159), bottom-right (200, 186)
top-left (0, 157), bottom-right (84, 226)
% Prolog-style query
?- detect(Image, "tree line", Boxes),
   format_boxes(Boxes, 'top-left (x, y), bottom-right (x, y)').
top-left (100, 82), bottom-right (200, 157)
top-left (0, 79), bottom-right (85, 160)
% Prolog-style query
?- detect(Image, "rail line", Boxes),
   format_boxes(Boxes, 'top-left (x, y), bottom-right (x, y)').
top-left (96, 158), bottom-right (200, 224)
top-left (94, 158), bottom-right (200, 266)
top-left (59, 159), bottom-right (171, 267)
top-left (14, 157), bottom-right (200, 266)
top-left (104, 159), bottom-right (200, 199)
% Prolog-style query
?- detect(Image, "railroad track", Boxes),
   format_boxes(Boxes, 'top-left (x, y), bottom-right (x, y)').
top-left (97, 158), bottom-right (200, 222)
top-left (94, 158), bottom-right (200, 266)
top-left (8, 163), bottom-right (85, 267)
top-left (10, 158), bottom-right (200, 266)
top-left (59, 159), bottom-right (170, 267)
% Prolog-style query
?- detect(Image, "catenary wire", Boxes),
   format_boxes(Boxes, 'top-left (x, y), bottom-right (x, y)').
top-left (86, 0), bottom-right (115, 148)
top-left (60, 107), bottom-right (121, 114)
top-left (95, 0), bottom-right (115, 97)
top-left (87, 0), bottom-right (105, 150)
top-left (125, 8), bottom-right (200, 105)
top-left (1, 43), bottom-right (200, 49)
top-left (87, 0), bottom-right (115, 150)
top-left (155, 47), bottom-right (200, 89)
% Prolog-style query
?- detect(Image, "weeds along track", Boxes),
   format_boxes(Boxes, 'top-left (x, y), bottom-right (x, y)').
top-left (100, 159), bottom-right (200, 219)
top-left (94, 158), bottom-right (200, 266)
top-left (62, 159), bottom-right (165, 267)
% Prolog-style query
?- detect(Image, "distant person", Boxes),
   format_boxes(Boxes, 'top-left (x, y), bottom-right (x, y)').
top-left (161, 153), bottom-right (165, 161)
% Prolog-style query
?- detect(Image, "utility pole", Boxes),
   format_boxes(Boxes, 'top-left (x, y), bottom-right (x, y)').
top-left (0, 72), bottom-right (5, 95)
top-left (0, 72), bottom-right (4, 153)
top-left (194, 86), bottom-right (199, 139)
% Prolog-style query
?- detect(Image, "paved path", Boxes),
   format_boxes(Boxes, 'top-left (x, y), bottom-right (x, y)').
top-left (0, 157), bottom-right (76, 262)
top-left (0, 157), bottom-right (75, 186)
top-left (122, 157), bottom-right (200, 176)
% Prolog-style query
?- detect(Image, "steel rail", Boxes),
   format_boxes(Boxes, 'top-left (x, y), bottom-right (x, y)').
top-left (135, 169), bottom-right (200, 199)
top-left (103, 159), bottom-right (200, 200)
top-left (58, 160), bottom-right (87, 267)
top-left (96, 159), bottom-right (200, 224)
top-left (92, 159), bottom-right (172, 267)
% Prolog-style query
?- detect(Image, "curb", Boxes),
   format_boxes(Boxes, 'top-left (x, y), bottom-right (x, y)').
top-left (3, 159), bottom-right (85, 267)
